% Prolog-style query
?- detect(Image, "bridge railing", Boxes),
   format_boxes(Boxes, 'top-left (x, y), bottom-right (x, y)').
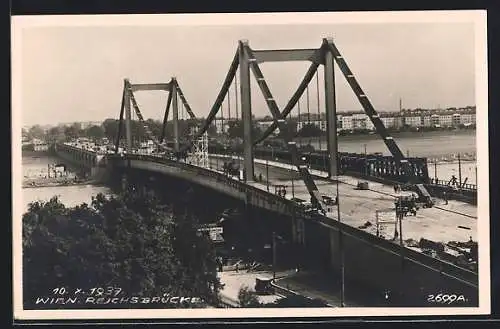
top-left (112, 154), bottom-right (478, 287)
top-left (429, 178), bottom-right (477, 192)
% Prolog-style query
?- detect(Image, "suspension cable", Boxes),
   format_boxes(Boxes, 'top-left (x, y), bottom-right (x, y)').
top-left (234, 71), bottom-right (239, 121)
top-left (227, 84), bottom-right (232, 122)
top-left (220, 101), bottom-right (224, 138)
top-left (297, 93), bottom-right (301, 147)
top-left (316, 69), bottom-right (322, 151)
top-left (306, 83), bottom-right (311, 146)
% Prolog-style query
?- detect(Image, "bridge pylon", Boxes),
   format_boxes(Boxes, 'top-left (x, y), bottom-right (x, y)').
top-left (115, 77), bottom-right (196, 156)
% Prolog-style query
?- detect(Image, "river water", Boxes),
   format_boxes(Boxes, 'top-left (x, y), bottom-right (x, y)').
top-left (298, 130), bottom-right (476, 159)
top-left (22, 155), bottom-right (112, 211)
top-left (21, 131), bottom-right (477, 210)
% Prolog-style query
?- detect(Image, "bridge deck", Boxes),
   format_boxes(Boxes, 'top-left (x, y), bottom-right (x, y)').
top-left (209, 156), bottom-right (477, 246)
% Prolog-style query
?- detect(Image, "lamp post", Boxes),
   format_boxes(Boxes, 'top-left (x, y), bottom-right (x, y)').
top-left (336, 175), bottom-right (345, 307)
top-left (458, 153), bottom-right (462, 190)
top-left (364, 144), bottom-right (368, 176)
top-left (266, 156), bottom-right (270, 192)
top-left (434, 159), bottom-right (438, 183)
top-left (475, 165), bottom-right (477, 188)
top-left (272, 231), bottom-right (276, 280)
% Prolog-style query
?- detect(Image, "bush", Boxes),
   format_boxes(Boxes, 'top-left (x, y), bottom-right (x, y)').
top-left (237, 286), bottom-right (261, 308)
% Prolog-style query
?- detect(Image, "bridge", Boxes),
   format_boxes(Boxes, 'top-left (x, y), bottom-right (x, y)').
top-left (54, 38), bottom-right (479, 306)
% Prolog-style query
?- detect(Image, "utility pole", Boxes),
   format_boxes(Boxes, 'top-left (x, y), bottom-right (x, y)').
top-left (291, 168), bottom-right (295, 198)
top-left (434, 160), bottom-right (438, 183)
top-left (475, 165), bottom-right (477, 188)
top-left (336, 176), bottom-right (345, 307)
top-left (272, 231), bottom-right (277, 280)
top-left (364, 144), bottom-right (368, 176)
top-left (266, 157), bottom-right (270, 192)
top-left (458, 153), bottom-right (462, 190)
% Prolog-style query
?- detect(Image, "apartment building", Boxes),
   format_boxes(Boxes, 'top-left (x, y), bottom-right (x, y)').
top-left (296, 120), bottom-right (327, 132)
top-left (292, 106), bottom-right (476, 132)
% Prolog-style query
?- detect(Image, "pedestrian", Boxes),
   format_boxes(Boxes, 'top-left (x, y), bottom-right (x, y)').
top-left (235, 262), bottom-right (239, 273)
top-left (217, 257), bottom-right (223, 272)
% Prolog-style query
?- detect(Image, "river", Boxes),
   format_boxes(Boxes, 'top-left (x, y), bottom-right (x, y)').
top-left (22, 155), bottom-right (112, 211)
top-left (297, 130), bottom-right (476, 159)
top-left (21, 131), bottom-right (477, 210)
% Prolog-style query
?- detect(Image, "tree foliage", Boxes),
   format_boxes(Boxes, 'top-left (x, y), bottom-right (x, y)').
top-left (227, 121), bottom-right (262, 139)
top-left (237, 286), bottom-right (261, 308)
top-left (297, 123), bottom-right (323, 138)
top-left (22, 189), bottom-right (221, 309)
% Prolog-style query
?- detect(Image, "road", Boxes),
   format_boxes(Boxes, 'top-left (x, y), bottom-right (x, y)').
top-left (209, 155), bottom-right (478, 245)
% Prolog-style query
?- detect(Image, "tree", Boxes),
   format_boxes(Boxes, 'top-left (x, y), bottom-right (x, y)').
top-left (23, 189), bottom-right (221, 309)
top-left (85, 125), bottom-right (105, 140)
top-left (227, 121), bottom-right (262, 139)
top-left (64, 123), bottom-right (83, 141)
top-left (102, 119), bottom-right (120, 141)
top-left (46, 126), bottom-right (65, 142)
top-left (28, 125), bottom-right (45, 139)
top-left (207, 123), bottom-right (217, 137)
top-left (297, 124), bottom-right (323, 138)
top-left (237, 286), bottom-right (261, 308)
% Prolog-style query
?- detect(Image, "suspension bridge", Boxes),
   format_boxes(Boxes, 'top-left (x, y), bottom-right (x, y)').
top-left (54, 37), bottom-right (479, 306)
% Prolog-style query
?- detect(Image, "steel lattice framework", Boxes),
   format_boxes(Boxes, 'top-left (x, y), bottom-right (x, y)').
top-left (115, 37), bottom-right (432, 213)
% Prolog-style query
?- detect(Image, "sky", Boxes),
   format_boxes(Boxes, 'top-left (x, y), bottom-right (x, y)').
top-left (16, 15), bottom-right (477, 127)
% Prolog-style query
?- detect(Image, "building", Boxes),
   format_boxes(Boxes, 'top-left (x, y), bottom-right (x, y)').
top-left (422, 114), bottom-right (432, 127)
top-left (403, 115), bottom-right (422, 128)
top-left (439, 113), bottom-right (453, 127)
top-left (430, 114), bottom-right (440, 127)
top-left (32, 138), bottom-right (49, 151)
top-left (341, 115), bottom-right (353, 131)
top-left (290, 106), bottom-right (476, 132)
top-left (380, 113), bottom-right (403, 129)
top-left (214, 119), bottom-right (230, 134)
top-left (80, 121), bottom-right (103, 129)
top-left (460, 112), bottom-right (476, 126)
top-left (256, 120), bottom-right (280, 136)
top-left (296, 120), bottom-right (326, 132)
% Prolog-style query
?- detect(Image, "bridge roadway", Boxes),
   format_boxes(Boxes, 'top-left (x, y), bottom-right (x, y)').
top-left (208, 154), bottom-right (478, 247)
top-left (56, 145), bottom-right (479, 302)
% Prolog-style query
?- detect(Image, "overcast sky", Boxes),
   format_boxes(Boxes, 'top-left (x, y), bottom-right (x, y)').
top-left (18, 19), bottom-right (476, 127)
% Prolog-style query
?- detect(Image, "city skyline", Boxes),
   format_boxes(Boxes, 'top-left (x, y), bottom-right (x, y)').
top-left (16, 14), bottom-right (476, 127)
top-left (21, 104), bottom-right (477, 131)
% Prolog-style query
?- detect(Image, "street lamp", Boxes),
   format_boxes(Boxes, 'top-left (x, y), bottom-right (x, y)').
top-left (266, 145), bottom-right (273, 192)
top-left (266, 156), bottom-right (270, 192)
top-left (272, 231), bottom-right (276, 280)
top-left (364, 144), bottom-right (368, 176)
top-left (336, 174), bottom-right (345, 307)
top-left (475, 165), bottom-right (477, 188)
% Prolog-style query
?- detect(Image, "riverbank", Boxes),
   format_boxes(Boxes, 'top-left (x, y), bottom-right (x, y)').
top-left (22, 173), bottom-right (95, 189)
top-left (294, 128), bottom-right (476, 143)
top-left (22, 180), bottom-right (97, 189)
top-left (21, 150), bottom-right (51, 157)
